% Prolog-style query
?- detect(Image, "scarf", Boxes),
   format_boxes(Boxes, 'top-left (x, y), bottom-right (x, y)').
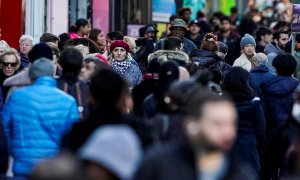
top-left (111, 59), bottom-right (131, 75)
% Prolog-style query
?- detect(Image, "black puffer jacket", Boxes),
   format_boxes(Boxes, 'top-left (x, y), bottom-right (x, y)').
top-left (190, 49), bottom-right (231, 76)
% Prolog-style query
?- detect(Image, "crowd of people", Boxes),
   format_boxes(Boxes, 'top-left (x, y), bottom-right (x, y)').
top-left (0, 0), bottom-right (299, 179)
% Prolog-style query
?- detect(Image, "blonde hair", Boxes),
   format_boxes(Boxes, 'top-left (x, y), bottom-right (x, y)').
top-left (0, 40), bottom-right (10, 55)
top-left (0, 48), bottom-right (21, 69)
top-left (123, 36), bottom-right (137, 53)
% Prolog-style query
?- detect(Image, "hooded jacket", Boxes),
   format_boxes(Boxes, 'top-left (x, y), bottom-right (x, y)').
top-left (264, 42), bottom-right (283, 74)
top-left (148, 50), bottom-right (190, 66)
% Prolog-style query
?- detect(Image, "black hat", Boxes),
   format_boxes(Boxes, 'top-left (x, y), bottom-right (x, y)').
top-left (145, 25), bottom-right (158, 33)
top-left (189, 20), bottom-right (200, 27)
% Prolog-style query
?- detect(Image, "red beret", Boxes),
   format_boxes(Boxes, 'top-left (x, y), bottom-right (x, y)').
top-left (110, 40), bottom-right (130, 53)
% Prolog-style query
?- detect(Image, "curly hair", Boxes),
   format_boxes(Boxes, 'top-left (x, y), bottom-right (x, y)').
top-left (200, 33), bottom-right (218, 52)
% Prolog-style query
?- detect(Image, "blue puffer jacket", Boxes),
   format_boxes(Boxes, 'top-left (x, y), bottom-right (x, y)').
top-left (1, 76), bottom-right (79, 175)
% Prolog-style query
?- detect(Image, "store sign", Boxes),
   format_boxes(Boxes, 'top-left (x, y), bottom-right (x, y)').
top-left (292, 4), bottom-right (300, 32)
top-left (127, 24), bottom-right (146, 38)
top-left (152, 0), bottom-right (176, 22)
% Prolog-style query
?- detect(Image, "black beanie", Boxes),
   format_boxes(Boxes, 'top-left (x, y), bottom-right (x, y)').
top-left (28, 43), bottom-right (53, 63)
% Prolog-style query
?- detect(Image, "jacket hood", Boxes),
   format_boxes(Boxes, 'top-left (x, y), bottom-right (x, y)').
top-left (147, 50), bottom-right (190, 64)
top-left (250, 65), bottom-right (270, 73)
top-left (189, 49), bottom-right (222, 67)
top-left (264, 42), bottom-right (281, 55)
top-left (263, 76), bottom-right (299, 97)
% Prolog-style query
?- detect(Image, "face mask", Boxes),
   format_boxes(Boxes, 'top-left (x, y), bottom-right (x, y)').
top-left (292, 103), bottom-right (300, 122)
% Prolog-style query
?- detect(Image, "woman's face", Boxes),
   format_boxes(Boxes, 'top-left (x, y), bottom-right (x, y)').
top-left (112, 47), bottom-right (127, 61)
top-left (81, 24), bottom-right (91, 36)
top-left (2, 54), bottom-right (18, 76)
top-left (20, 39), bottom-right (33, 55)
top-left (96, 32), bottom-right (105, 46)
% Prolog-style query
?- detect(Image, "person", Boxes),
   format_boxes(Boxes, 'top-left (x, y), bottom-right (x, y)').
top-left (0, 49), bottom-right (21, 103)
top-left (218, 16), bottom-right (241, 66)
top-left (18, 35), bottom-right (34, 69)
top-left (69, 18), bottom-right (91, 39)
top-left (190, 33), bottom-right (231, 77)
top-left (264, 29), bottom-right (289, 74)
top-left (210, 12), bottom-right (224, 34)
top-left (185, 20), bottom-right (204, 48)
top-left (79, 56), bottom-right (109, 82)
top-left (143, 25), bottom-right (158, 41)
top-left (40, 33), bottom-right (60, 45)
top-left (0, 40), bottom-right (10, 55)
top-left (249, 53), bottom-right (275, 98)
top-left (64, 38), bottom-right (101, 58)
top-left (103, 31), bottom-right (124, 60)
top-left (61, 68), bottom-right (153, 153)
top-left (79, 125), bottom-right (142, 180)
top-left (155, 18), bottom-right (197, 55)
top-left (255, 27), bottom-right (273, 53)
top-left (88, 28), bottom-right (105, 53)
top-left (222, 67), bottom-right (266, 176)
top-left (58, 32), bottom-right (71, 51)
top-left (178, 7), bottom-right (191, 24)
top-left (1, 58), bottom-right (79, 178)
top-left (135, 86), bottom-right (254, 180)
top-left (233, 34), bottom-right (256, 71)
top-left (57, 48), bottom-right (90, 120)
top-left (262, 53), bottom-right (299, 138)
top-left (216, 41), bottom-right (228, 60)
top-left (110, 40), bottom-right (142, 88)
top-left (0, 119), bottom-right (8, 179)
top-left (262, 84), bottom-right (300, 179)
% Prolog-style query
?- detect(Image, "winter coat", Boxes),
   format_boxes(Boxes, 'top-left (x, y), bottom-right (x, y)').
top-left (218, 31), bottom-right (241, 66)
top-left (0, 120), bottom-right (8, 174)
top-left (190, 49), bottom-right (231, 76)
top-left (264, 42), bottom-right (283, 74)
top-left (249, 65), bottom-right (276, 98)
top-left (227, 92), bottom-right (266, 175)
top-left (233, 53), bottom-right (254, 72)
top-left (262, 76), bottom-right (299, 136)
top-left (134, 141), bottom-right (255, 180)
top-left (1, 76), bottom-right (79, 175)
top-left (135, 38), bottom-right (155, 74)
top-left (155, 37), bottom-right (197, 55)
top-left (148, 50), bottom-right (190, 66)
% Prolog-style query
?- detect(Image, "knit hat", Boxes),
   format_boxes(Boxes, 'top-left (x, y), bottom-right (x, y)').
top-left (217, 41), bottom-right (228, 54)
top-left (170, 18), bottom-right (186, 30)
top-left (29, 57), bottom-right (54, 79)
top-left (28, 43), bottom-right (53, 63)
top-left (240, 34), bottom-right (256, 49)
top-left (79, 125), bottom-right (142, 180)
top-left (110, 40), bottom-right (130, 53)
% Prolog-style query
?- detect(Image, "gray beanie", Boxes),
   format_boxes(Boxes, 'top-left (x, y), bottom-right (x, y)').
top-left (217, 41), bottom-right (228, 54)
top-left (29, 57), bottom-right (54, 79)
top-left (240, 34), bottom-right (256, 49)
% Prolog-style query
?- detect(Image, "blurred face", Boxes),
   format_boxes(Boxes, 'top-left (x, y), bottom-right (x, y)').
top-left (243, 44), bottom-right (255, 56)
top-left (106, 37), bottom-right (113, 53)
top-left (185, 101), bottom-right (237, 152)
top-left (79, 61), bottom-right (96, 81)
top-left (212, 17), bottom-right (221, 26)
top-left (145, 32), bottom-right (155, 39)
top-left (181, 10), bottom-right (191, 22)
top-left (261, 34), bottom-right (273, 43)
top-left (189, 24), bottom-right (200, 35)
top-left (81, 24), bottom-right (91, 36)
top-left (275, 33), bottom-right (289, 50)
top-left (2, 54), bottom-right (19, 76)
top-left (112, 47), bottom-right (127, 61)
top-left (221, 20), bottom-right (231, 32)
top-left (170, 27), bottom-right (185, 39)
top-left (96, 32), bottom-right (105, 46)
top-left (20, 39), bottom-right (33, 55)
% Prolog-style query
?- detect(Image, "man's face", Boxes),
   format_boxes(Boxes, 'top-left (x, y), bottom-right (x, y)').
top-left (181, 10), bottom-right (191, 22)
top-left (275, 33), bottom-right (289, 50)
top-left (185, 101), bottom-right (237, 152)
top-left (261, 34), bottom-right (273, 44)
top-left (144, 32), bottom-right (155, 39)
top-left (243, 44), bottom-right (255, 56)
top-left (221, 20), bottom-right (231, 32)
top-left (170, 27), bottom-right (185, 39)
top-left (79, 61), bottom-right (96, 81)
top-left (189, 24), bottom-right (200, 35)
top-left (20, 39), bottom-right (33, 55)
top-left (106, 37), bottom-right (114, 53)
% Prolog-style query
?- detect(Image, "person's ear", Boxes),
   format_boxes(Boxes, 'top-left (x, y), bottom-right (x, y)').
top-left (184, 117), bottom-right (201, 136)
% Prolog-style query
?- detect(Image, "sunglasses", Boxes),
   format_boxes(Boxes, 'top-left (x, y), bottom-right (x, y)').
top-left (2, 62), bottom-right (17, 67)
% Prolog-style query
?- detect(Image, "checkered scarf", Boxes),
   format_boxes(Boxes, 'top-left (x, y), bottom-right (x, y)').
top-left (111, 59), bottom-right (131, 75)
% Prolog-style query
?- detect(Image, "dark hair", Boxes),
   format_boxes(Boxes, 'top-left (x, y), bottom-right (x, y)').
top-left (169, 15), bottom-right (179, 22)
top-left (106, 31), bottom-right (124, 41)
top-left (164, 36), bottom-right (182, 50)
top-left (89, 28), bottom-right (102, 44)
top-left (64, 38), bottom-right (101, 54)
top-left (273, 53), bottom-right (297, 76)
top-left (28, 43), bottom-right (53, 63)
top-left (220, 16), bottom-right (232, 24)
top-left (197, 11), bottom-right (205, 19)
top-left (178, 7), bottom-right (191, 16)
top-left (84, 57), bottom-right (108, 71)
top-left (231, 7), bottom-right (238, 13)
top-left (180, 84), bottom-right (231, 118)
top-left (201, 33), bottom-right (218, 52)
top-left (59, 48), bottom-right (83, 78)
top-left (255, 27), bottom-right (272, 41)
top-left (70, 18), bottom-right (89, 33)
top-left (273, 29), bottom-right (290, 40)
top-left (40, 33), bottom-right (60, 44)
top-left (90, 68), bottom-right (129, 109)
top-left (58, 33), bottom-right (71, 51)
top-left (222, 67), bottom-right (253, 96)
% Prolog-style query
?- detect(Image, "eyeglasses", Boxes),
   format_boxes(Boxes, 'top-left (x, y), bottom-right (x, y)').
top-left (2, 62), bottom-right (17, 67)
